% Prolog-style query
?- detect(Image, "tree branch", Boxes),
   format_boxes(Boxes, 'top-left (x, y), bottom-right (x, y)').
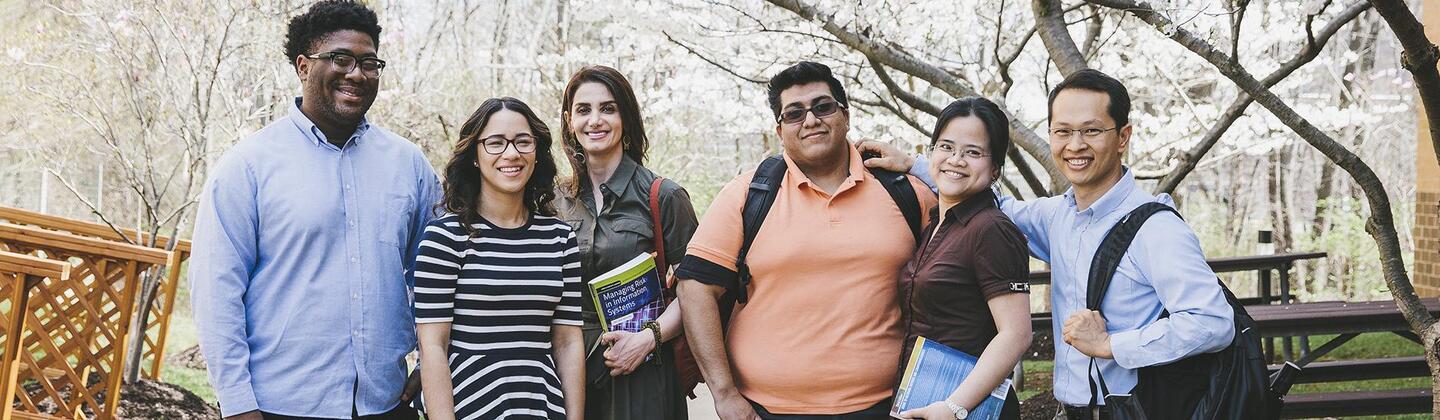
top-left (663, 31), bottom-right (768, 84)
top-left (765, 0), bottom-right (1060, 195)
top-left (1090, 0), bottom-right (1434, 342)
top-left (851, 97), bottom-right (932, 138)
top-left (1033, 0), bottom-right (1089, 75)
top-left (867, 57), bottom-right (942, 116)
top-left (1155, 0), bottom-right (1372, 193)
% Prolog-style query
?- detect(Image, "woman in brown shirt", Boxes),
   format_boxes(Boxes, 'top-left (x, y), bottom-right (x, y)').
top-left (897, 97), bottom-right (1032, 420)
top-left (553, 65), bottom-right (699, 420)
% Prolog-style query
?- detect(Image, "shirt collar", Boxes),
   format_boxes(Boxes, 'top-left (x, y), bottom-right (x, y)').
top-left (930, 188), bottom-right (998, 228)
top-left (780, 143), bottom-right (867, 192)
top-left (1063, 166), bottom-right (1135, 217)
top-left (288, 97), bottom-right (371, 148)
top-left (603, 155), bottom-right (640, 199)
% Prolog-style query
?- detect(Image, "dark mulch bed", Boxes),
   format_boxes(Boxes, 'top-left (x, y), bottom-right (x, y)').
top-left (1019, 330), bottom-right (1058, 419)
top-left (18, 378), bottom-right (217, 419)
top-left (115, 379), bottom-right (218, 419)
top-left (1027, 330), bottom-right (1055, 360)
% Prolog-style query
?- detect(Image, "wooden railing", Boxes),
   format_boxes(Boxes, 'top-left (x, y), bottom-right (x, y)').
top-left (0, 206), bottom-right (190, 380)
top-left (0, 223), bottom-right (170, 419)
top-left (0, 251), bottom-right (70, 420)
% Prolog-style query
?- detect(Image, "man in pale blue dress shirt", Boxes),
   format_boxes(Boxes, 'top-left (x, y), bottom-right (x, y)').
top-left (859, 69), bottom-right (1234, 420)
top-left (189, 1), bottom-right (439, 419)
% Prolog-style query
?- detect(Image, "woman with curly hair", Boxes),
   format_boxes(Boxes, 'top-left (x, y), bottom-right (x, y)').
top-left (413, 97), bottom-right (586, 420)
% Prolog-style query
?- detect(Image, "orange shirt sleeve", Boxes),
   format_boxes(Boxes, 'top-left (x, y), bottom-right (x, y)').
top-left (677, 170), bottom-right (754, 277)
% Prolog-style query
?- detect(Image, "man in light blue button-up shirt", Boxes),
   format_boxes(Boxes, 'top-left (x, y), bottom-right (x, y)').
top-left (189, 2), bottom-right (439, 419)
top-left (864, 69), bottom-right (1234, 420)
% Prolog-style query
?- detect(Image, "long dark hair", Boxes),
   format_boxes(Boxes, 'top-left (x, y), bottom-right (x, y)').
top-left (559, 65), bottom-right (649, 192)
top-left (441, 97), bottom-right (559, 236)
top-left (931, 97), bottom-right (1011, 171)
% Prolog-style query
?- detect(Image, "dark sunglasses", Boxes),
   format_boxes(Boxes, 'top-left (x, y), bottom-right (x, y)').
top-left (777, 100), bottom-right (846, 124)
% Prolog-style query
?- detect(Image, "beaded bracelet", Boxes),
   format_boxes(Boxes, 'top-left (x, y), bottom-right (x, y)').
top-left (642, 320), bottom-right (663, 364)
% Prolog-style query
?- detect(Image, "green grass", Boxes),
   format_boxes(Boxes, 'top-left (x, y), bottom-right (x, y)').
top-left (161, 276), bottom-right (217, 403)
top-left (162, 365), bottom-right (216, 403)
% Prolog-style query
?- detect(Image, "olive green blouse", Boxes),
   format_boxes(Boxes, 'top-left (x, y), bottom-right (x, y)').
top-left (555, 156), bottom-right (699, 317)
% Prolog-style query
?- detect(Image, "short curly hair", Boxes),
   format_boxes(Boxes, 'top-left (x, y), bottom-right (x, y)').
top-left (283, 0), bottom-right (382, 68)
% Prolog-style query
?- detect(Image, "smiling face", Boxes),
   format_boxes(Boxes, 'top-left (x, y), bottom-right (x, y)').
top-left (296, 29), bottom-right (378, 130)
top-left (567, 82), bottom-right (624, 158)
top-left (929, 116), bottom-right (998, 206)
top-left (476, 109), bottom-right (538, 198)
top-left (1049, 88), bottom-right (1130, 193)
top-left (774, 81), bottom-right (850, 167)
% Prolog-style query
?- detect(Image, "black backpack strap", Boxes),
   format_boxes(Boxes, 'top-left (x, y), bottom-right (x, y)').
top-left (734, 156), bottom-right (787, 305)
top-left (1085, 201), bottom-right (1182, 408)
top-left (1085, 202), bottom-right (1182, 311)
top-left (866, 167), bottom-right (923, 243)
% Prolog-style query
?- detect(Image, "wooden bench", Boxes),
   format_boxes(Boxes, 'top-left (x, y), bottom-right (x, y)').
top-left (1280, 389), bottom-right (1432, 418)
top-left (1267, 356), bottom-right (1426, 383)
top-left (0, 205), bottom-right (192, 380)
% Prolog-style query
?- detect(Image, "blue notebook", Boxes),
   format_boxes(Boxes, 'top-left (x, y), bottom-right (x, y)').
top-left (891, 336), bottom-right (1010, 420)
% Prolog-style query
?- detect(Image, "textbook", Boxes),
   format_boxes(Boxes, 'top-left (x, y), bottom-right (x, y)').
top-left (891, 336), bottom-right (1010, 420)
top-left (587, 253), bottom-right (665, 333)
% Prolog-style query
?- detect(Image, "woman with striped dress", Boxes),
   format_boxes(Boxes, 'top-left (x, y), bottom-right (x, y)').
top-left (414, 97), bottom-right (586, 420)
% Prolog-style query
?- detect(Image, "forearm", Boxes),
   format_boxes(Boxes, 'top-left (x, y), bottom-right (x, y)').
top-left (677, 280), bottom-right (739, 394)
top-left (656, 298), bottom-right (683, 343)
top-left (193, 275), bottom-right (258, 415)
top-left (553, 325), bottom-right (586, 419)
top-left (417, 333), bottom-right (456, 420)
top-left (948, 329), bottom-right (1029, 410)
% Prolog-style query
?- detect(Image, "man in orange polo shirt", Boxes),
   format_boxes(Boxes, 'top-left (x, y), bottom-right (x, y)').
top-left (676, 62), bottom-right (936, 420)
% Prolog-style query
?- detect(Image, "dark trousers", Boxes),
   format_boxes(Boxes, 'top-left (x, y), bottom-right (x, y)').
top-left (260, 403), bottom-right (419, 420)
top-left (749, 398), bottom-right (892, 420)
top-left (1060, 404), bottom-right (1112, 420)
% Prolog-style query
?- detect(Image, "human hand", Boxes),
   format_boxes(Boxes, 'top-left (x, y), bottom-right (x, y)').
top-left (1062, 310), bottom-right (1113, 359)
top-left (855, 139), bottom-right (915, 172)
top-left (898, 401), bottom-right (959, 420)
top-left (599, 330), bottom-right (657, 376)
top-left (713, 388), bottom-right (761, 420)
top-left (399, 368), bottom-right (422, 403)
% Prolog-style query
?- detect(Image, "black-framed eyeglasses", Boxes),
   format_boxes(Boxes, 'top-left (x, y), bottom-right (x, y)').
top-left (480, 134), bottom-right (538, 155)
top-left (1049, 127), bottom-right (1118, 141)
top-left (930, 142), bottom-right (991, 161)
top-left (777, 100), bottom-right (846, 124)
top-left (305, 51), bottom-right (386, 77)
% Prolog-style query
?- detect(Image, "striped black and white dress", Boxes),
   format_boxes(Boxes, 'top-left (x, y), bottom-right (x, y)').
top-left (413, 213), bottom-right (583, 420)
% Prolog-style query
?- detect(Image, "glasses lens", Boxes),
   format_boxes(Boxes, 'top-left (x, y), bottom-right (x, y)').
top-left (781, 109), bottom-right (807, 124)
top-left (482, 138), bottom-right (507, 154)
top-left (811, 102), bottom-right (838, 118)
top-left (331, 53), bottom-right (354, 68)
top-left (514, 137), bottom-right (536, 153)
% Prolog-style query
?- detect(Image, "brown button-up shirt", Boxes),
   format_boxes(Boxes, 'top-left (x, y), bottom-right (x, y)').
top-left (901, 189), bottom-right (1030, 358)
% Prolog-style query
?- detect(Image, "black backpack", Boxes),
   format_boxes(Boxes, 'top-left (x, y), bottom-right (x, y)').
top-left (712, 155), bottom-right (923, 328)
top-left (1085, 202), bottom-right (1273, 420)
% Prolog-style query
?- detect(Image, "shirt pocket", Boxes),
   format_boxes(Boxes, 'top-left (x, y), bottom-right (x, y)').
top-left (378, 193), bottom-right (414, 247)
top-left (609, 217), bottom-right (655, 253)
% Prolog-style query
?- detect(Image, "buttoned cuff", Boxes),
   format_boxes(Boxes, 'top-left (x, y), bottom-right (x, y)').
top-left (1108, 329), bottom-right (1149, 370)
top-left (216, 382), bottom-right (260, 417)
